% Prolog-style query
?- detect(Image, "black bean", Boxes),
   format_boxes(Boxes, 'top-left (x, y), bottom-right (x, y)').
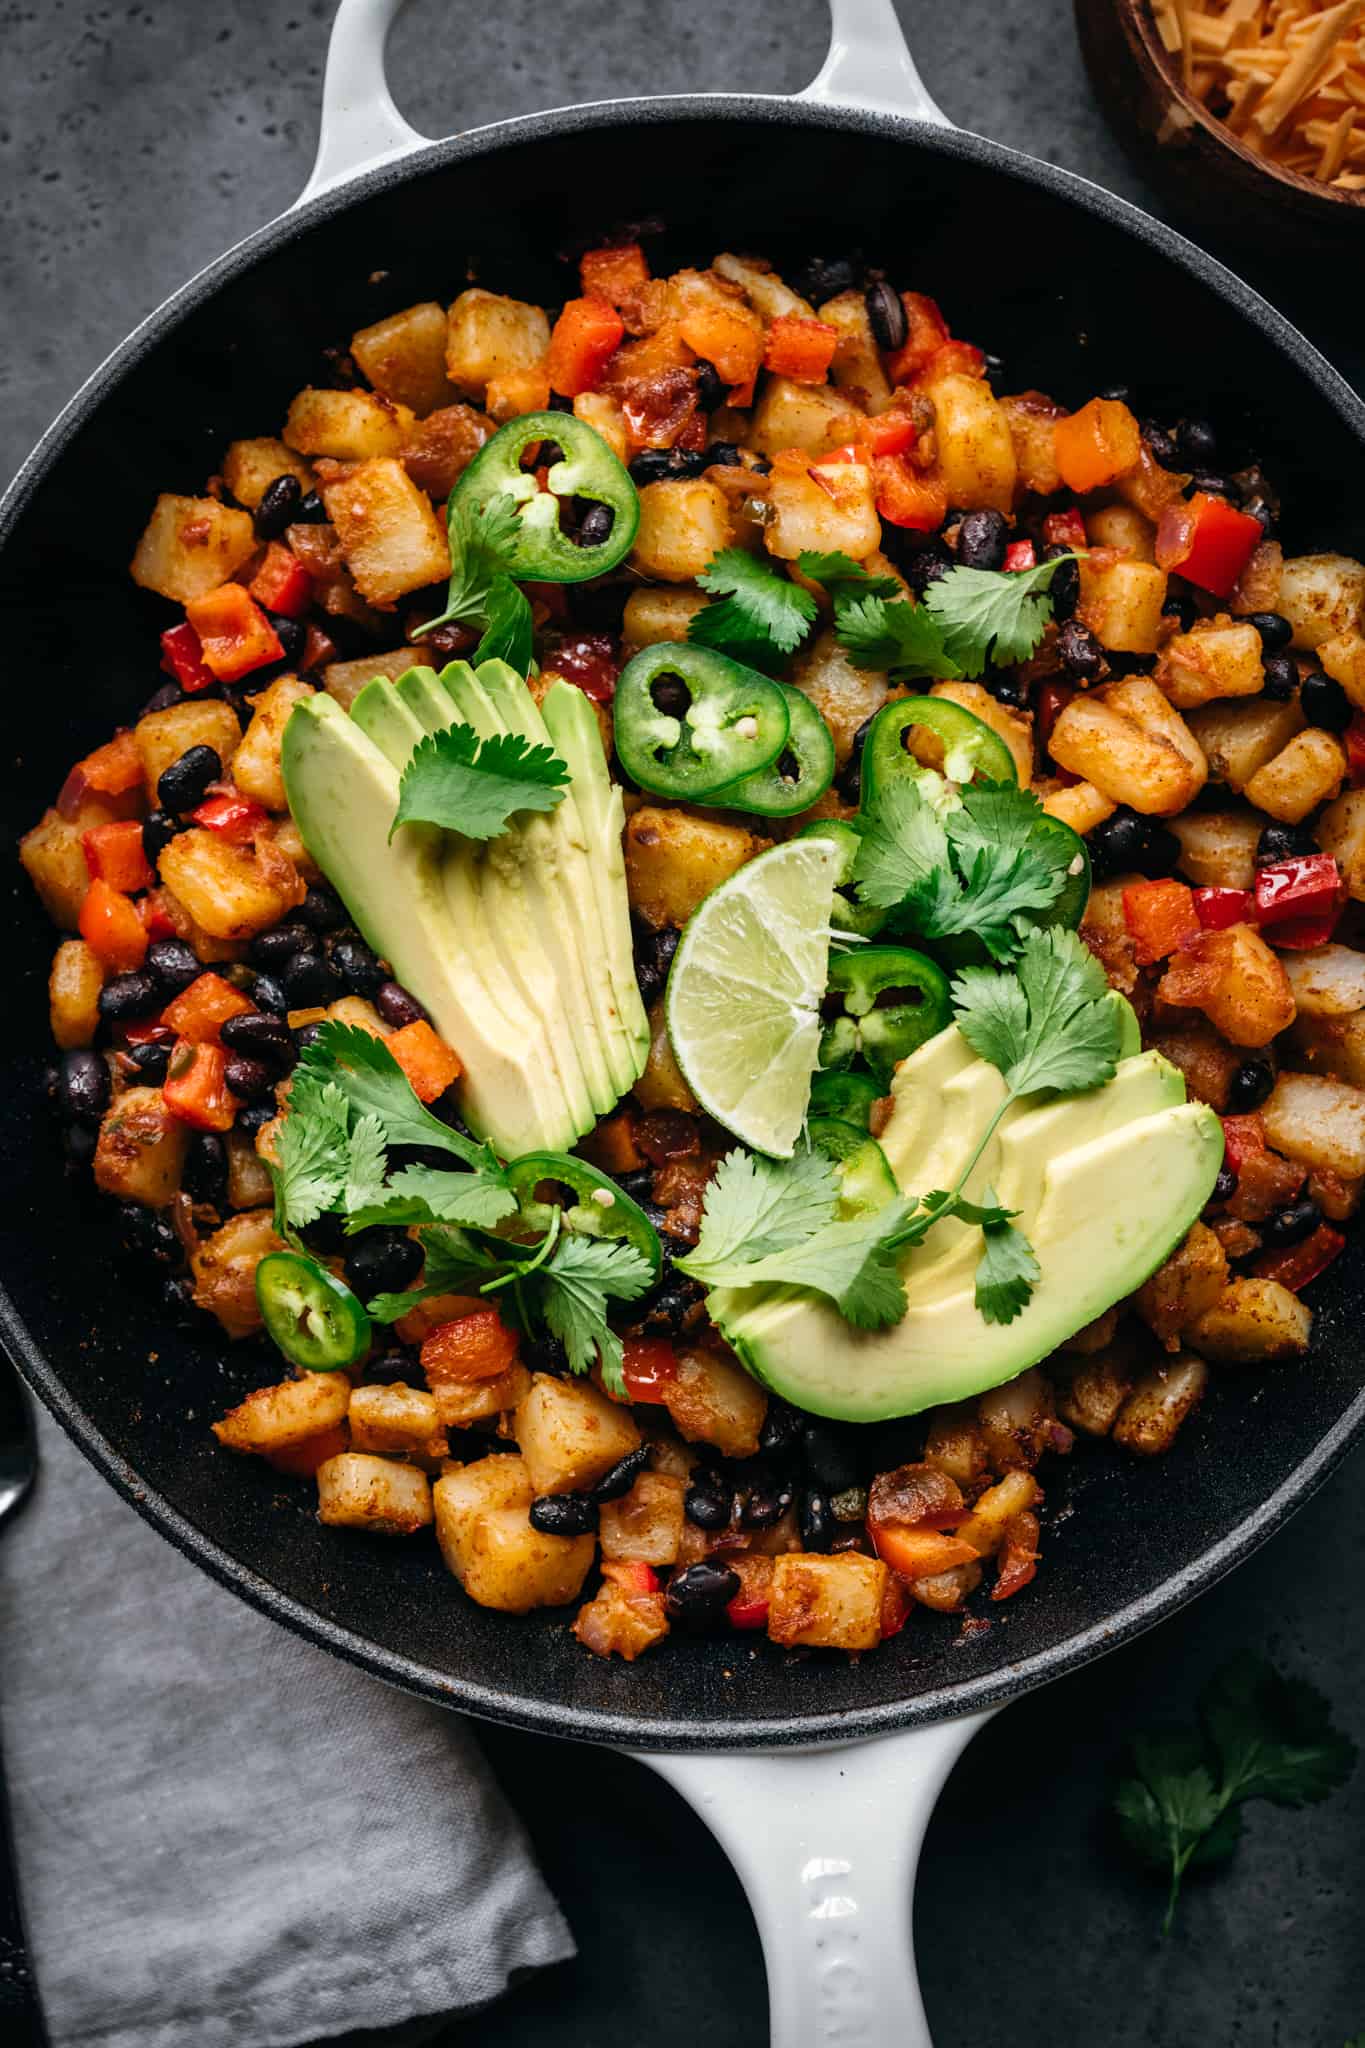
top-left (666, 1561), bottom-right (740, 1627)
top-left (1188, 472), bottom-right (1235, 502)
top-left (58, 1050), bottom-right (109, 1125)
top-left (799, 1487), bottom-right (834, 1551)
top-left (141, 810), bottom-right (181, 866)
top-left (985, 672), bottom-right (1030, 711)
top-left (1176, 417), bottom-right (1218, 468)
top-left (342, 1229), bottom-right (422, 1299)
top-left (1142, 420), bottom-right (1180, 469)
top-left (299, 883), bottom-right (348, 932)
top-left (146, 938), bottom-right (202, 996)
top-left (249, 923), bottom-right (317, 971)
top-left (144, 1213), bottom-right (181, 1266)
top-left (251, 972), bottom-right (289, 1018)
top-left (156, 745), bottom-right (222, 815)
top-left (522, 1330), bottom-right (570, 1375)
top-left (529, 1493), bottom-right (599, 1537)
top-left (1098, 383), bottom-right (1133, 405)
top-left (1260, 651), bottom-right (1298, 701)
top-left (1162, 589), bottom-right (1197, 634)
top-left (142, 681), bottom-right (185, 716)
top-left (1039, 542), bottom-right (1080, 620)
top-left (613, 1166), bottom-right (654, 1201)
top-left (223, 1054), bottom-right (274, 1101)
top-left (1210, 1165), bottom-right (1238, 1204)
top-left (375, 980), bottom-right (427, 1029)
top-left (295, 491), bottom-right (327, 523)
top-left (282, 952), bottom-right (340, 1007)
top-left (796, 256), bottom-right (855, 303)
top-left (865, 279), bottom-right (907, 352)
top-left (1255, 822), bottom-right (1317, 867)
top-left (1262, 1196), bottom-right (1322, 1249)
top-left (1227, 1060), bottom-right (1274, 1113)
top-left (293, 1023), bottom-right (324, 1053)
top-left (1300, 669), bottom-right (1352, 733)
top-left (956, 508), bottom-right (1008, 571)
top-left (628, 448), bottom-right (707, 485)
top-left (1247, 610), bottom-right (1292, 650)
top-left (835, 712), bottom-right (879, 806)
top-left (63, 1123), bottom-right (97, 1167)
top-left (801, 1422), bottom-right (859, 1492)
top-left (634, 923), bottom-right (681, 1008)
top-left (98, 970), bottom-right (162, 1025)
top-left (219, 1010), bottom-right (293, 1072)
top-left (1057, 617), bottom-right (1106, 681)
top-left (705, 440), bottom-right (744, 467)
top-left (759, 1401), bottom-right (804, 1461)
top-left (235, 1099), bottom-right (277, 1137)
top-left (898, 538), bottom-right (953, 596)
top-left (576, 502), bottom-right (615, 550)
top-left (419, 619), bottom-right (481, 660)
top-left (254, 472), bottom-right (303, 539)
top-left (182, 1131), bottom-right (228, 1205)
top-left (364, 1349), bottom-right (419, 1386)
top-left (128, 1040), bottom-right (172, 1084)
top-left (740, 1484), bottom-right (791, 1530)
top-left (1088, 807), bottom-right (1179, 882)
top-left (685, 1481), bottom-right (733, 1530)
top-left (593, 1446), bottom-right (650, 1502)
top-left (301, 1211), bottom-right (347, 1255)
top-left (694, 360), bottom-right (725, 411)
top-left (117, 1200), bottom-right (158, 1253)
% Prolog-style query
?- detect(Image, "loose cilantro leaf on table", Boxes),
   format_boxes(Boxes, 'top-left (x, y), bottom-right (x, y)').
top-left (391, 722), bottom-right (569, 841)
top-left (689, 547), bottom-right (819, 662)
top-left (834, 592), bottom-right (962, 680)
top-left (923, 550), bottom-right (1078, 673)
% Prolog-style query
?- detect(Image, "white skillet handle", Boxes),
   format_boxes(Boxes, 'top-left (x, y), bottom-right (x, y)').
top-left (298, 0), bottom-right (950, 203)
top-left (632, 1711), bottom-right (993, 2048)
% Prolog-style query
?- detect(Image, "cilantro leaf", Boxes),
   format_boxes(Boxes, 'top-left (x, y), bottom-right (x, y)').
top-left (365, 1223), bottom-right (506, 1323)
top-left (474, 576), bottom-right (535, 673)
top-left (852, 779), bottom-right (953, 912)
top-left (796, 550), bottom-right (902, 601)
top-left (343, 1113), bottom-right (389, 1214)
top-left (833, 593), bottom-right (962, 680)
top-left (391, 722), bottom-right (569, 841)
top-left (922, 551), bottom-right (1077, 674)
top-left (416, 494), bottom-right (521, 637)
top-left (686, 1195), bottom-right (920, 1330)
top-left (345, 1162), bottom-right (517, 1233)
top-left (973, 1188), bottom-right (1040, 1325)
top-left (535, 1234), bottom-right (653, 1394)
top-left (689, 547), bottom-right (818, 659)
top-left (271, 1079), bottom-right (349, 1232)
top-left (295, 1024), bottom-right (483, 1165)
top-left (953, 927), bottom-right (1120, 1098)
top-left (683, 1147), bottom-right (839, 1277)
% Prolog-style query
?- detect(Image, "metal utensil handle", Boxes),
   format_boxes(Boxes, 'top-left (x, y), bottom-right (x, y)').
top-left (0, 1749), bottom-right (48, 2043)
top-left (633, 1713), bottom-right (992, 2048)
top-left (300, 0), bottom-right (948, 201)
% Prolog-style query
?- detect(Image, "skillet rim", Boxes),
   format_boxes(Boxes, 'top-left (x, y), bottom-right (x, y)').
top-left (4, 91), bottom-right (1365, 1752)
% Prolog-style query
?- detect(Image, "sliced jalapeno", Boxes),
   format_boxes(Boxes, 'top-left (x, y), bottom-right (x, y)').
top-left (722, 683), bottom-right (835, 818)
top-left (613, 643), bottom-right (790, 800)
top-left (256, 1251), bottom-right (370, 1372)
top-left (859, 696), bottom-right (1016, 806)
top-left (796, 819), bottom-right (886, 938)
top-left (808, 1067), bottom-right (883, 1128)
top-left (504, 1151), bottom-right (662, 1281)
top-left (450, 412), bottom-right (638, 583)
top-left (820, 945), bottom-right (952, 1085)
top-left (808, 1117), bottom-right (898, 1216)
top-left (1034, 814), bottom-right (1091, 932)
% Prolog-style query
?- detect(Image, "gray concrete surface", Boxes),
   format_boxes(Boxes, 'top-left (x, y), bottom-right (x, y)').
top-left (3, 3), bottom-right (1364, 2043)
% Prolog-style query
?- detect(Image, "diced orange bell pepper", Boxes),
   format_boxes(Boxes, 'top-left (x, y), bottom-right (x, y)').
top-left (184, 582), bottom-right (285, 681)
top-left (872, 454), bottom-right (947, 531)
top-left (871, 1524), bottom-right (978, 1580)
top-left (908, 338), bottom-right (985, 390)
top-left (546, 297), bottom-right (626, 399)
top-left (162, 1036), bottom-right (239, 1131)
top-left (886, 292), bottom-right (950, 383)
top-left (1122, 878), bottom-right (1202, 965)
top-left (160, 970), bottom-right (254, 1043)
top-left (762, 316), bottom-right (839, 384)
top-left (580, 242), bottom-right (650, 305)
top-left (864, 410), bottom-right (917, 459)
top-left (620, 1337), bottom-right (678, 1403)
top-left (265, 1424), bottom-right (350, 1478)
top-left (421, 1307), bottom-right (520, 1384)
top-left (78, 877), bottom-right (149, 972)
top-left (82, 820), bottom-right (154, 894)
top-left (675, 302), bottom-right (762, 395)
top-left (386, 1019), bottom-right (461, 1102)
top-left (248, 542), bottom-right (313, 620)
top-left (1252, 1223), bottom-right (1345, 1292)
top-left (1155, 492), bottom-right (1264, 598)
top-left (1053, 398), bottom-right (1142, 493)
top-left (69, 730), bottom-right (144, 799)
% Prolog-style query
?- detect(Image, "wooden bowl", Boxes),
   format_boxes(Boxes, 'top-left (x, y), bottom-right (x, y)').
top-left (1075, 0), bottom-right (1365, 249)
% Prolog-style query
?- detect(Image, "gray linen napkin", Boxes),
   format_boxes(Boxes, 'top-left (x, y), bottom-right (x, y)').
top-left (0, 1412), bottom-right (574, 2048)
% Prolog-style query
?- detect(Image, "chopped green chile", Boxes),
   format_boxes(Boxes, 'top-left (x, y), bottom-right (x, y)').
top-left (504, 1150), bottom-right (662, 1281)
top-left (807, 1116), bottom-right (898, 1215)
top-left (808, 1067), bottom-right (883, 1128)
top-left (1033, 814), bottom-right (1091, 932)
top-left (613, 643), bottom-right (790, 800)
top-left (255, 1251), bottom-right (371, 1372)
top-left (451, 411), bottom-right (639, 583)
top-left (796, 818), bottom-right (886, 938)
top-left (859, 695), bottom-right (1016, 804)
top-left (820, 945), bottom-right (952, 1085)
top-left (721, 683), bottom-right (835, 818)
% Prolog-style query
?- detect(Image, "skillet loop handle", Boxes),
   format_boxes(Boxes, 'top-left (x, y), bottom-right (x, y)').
top-left (800, 0), bottom-right (952, 126)
top-left (633, 1713), bottom-right (992, 2048)
top-left (298, 0), bottom-right (429, 205)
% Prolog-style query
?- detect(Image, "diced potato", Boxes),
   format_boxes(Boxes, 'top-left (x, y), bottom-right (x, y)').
top-left (1158, 923), bottom-right (1295, 1049)
top-left (1055, 1344), bottom-right (1135, 1437)
top-left (622, 586), bottom-right (709, 649)
top-left (1050, 675), bottom-right (1206, 815)
top-left (93, 1086), bottom-right (190, 1209)
top-left (513, 1374), bottom-right (641, 1495)
top-left (625, 805), bottom-right (769, 928)
top-left (909, 1560), bottom-right (983, 1612)
top-left (1277, 551), bottom-right (1365, 650)
top-left (975, 1368), bottom-right (1056, 1472)
top-left (1114, 444), bottom-right (1189, 521)
top-left (1075, 556), bottom-right (1168, 655)
top-left (319, 457), bottom-right (450, 608)
top-left (152, 883), bottom-right (245, 964)
top-left (428, 1362), bottom-right (531, 1430)
top-left (999, 391), bottom-right (1064, 495)
top-left (130, 493), bottom-right (257, 602)
top-left (192, 1208), bottom-right (285, 1336)
top-left (1149, 1019), bottom-right (1240, 1110)
top-left (1136, 1222), bottom-right (1229, 1351)
top-left (1186, 1278), bottom-right (1312, 1363)
top-left (1261, 1070), bottom-right (1365, 1177)
top-left (714, 251), bottom-right (815, 321)
top-left (1038, 779), bottom-right (1116, 834)
top-left (1111, 1353), bottom-right (1209, 1455)
top-left (1080, 872), bottom-right (1140, 992)
top-left (230, 675), bottom-right (314, 811)
top-left (953, 1471), bottom-right (1042, 1557)
top-left (348, 1382), bottom-right (447, 1460)
top-left (1085, 501), bottom-right (1156, 560)
top-left (659, 1347), bottom-right (767, 1457)
top-left (923, 372), bottom-right (1016, 512)
top-left (350, 301), bottom-right (455, 417)
top-left (1186, 696), bottom-right (1305, 793)
top-left (929, 679), bottom-right (1032, 785)
top-left (923, 1402), bottom-right (990, 1490)
top-left (572, 1571), bottom-right (670, 1660)
top-left (1279, 945), bottom-right (1365, 1020)
top-left (226, 1126), bottom-right (274, 1210)
top-left (1156, 620), bottom-right (1263, 711)
top-left (569, 390), bottom-right (628, 464)
top-left (767, 1552), bottom-right (890, 1650)
top-left (134, 698), bottom-right (242, 804)
top-left (222, 437), bottom-right (313, 511)
top-left (433, 1453), bottom-right (595, 1612)
top-left (1317, 628), bottom-right (1365, 709)
top-left (1058, 1305), bottom-right (1120, 1354)
top-left (158, 828), bottom-right (305, 940)
top-left (1232, 537), bottom-right (1282, 614)
top-left (1243, 728), bottom-right (1346, 823)
top-left (317, 1452), bottom-right (434, 1533)
top-left (1167, 809), bottom-right (1261, 889)
top-left (1308, 1165), bottom-right (1363, 1222)
top-left (21, 809), bottom-right (92, 928)
top-left (400, 402), bottom-right (494, 498)
top-left (765, 456), bottom-right (880, 563)
top-left (632, 478), bottom-right (735, 581)
top-left (49, 938), bottom-right (104, 1047)
top-left (598, 1473), bottom-right (686, 1564)
top-left (634, 997), bottom-right (700, 1115)
top-left (1318, 789), bottom-right (1365, 902)
top-left (282, 387), bottom-right (415, 460)
top-left (818, 290), bottom-right (893, 410)
top-left (324, 995), bottom-right (387, 1036)
top-left (790, 630), bottom-right (890, 766)
top-left (214, 1370), bottom-right (350, 1454)
top-left (746, 376), bottom-right (861, 457)
top-left (444, 289), bottom-right (551, 400)
top-left (322, 645), bottom-right (430, 712)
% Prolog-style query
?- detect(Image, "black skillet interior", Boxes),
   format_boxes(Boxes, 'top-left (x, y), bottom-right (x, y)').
top-left (3, 101), bottom-right (1364, 1750)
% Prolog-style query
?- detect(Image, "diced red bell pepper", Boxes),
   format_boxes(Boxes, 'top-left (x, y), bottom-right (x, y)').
top-left (1254, 853), bottom-right (1344, 928)
top-left (159, 622), bottom-right (217, 693)
top-left (160, 971), bottom-right (254, 1044)
top-left (78, 877), bottom-right (149, 972)
top-left (137, 895), bottom-right (177, 939)
top-left (546, 296), bottom-right (626, 399)
top-left (162, 1037), bottom-right (238, 1131)
top-left (1053, 398), bottom-right (1142, 493)
top-left (421, 1307), bottom-right (520, 1384)
top-left (762, 315), bottom-right (839, 384)
top-left (1155, 492), bottom-right (1264, 599)
top-left (879, 1577), bottom-right (912, 1640)
top-left (906, 338), bottom-right (985, 390)
top-left (1220, 1112), bottom-right (1266, 1174)
top-left (603, 1560), bottom-right (660, 1597)
top-left (57, 731), bottom-right (144, 817)
top-left (1192, 885), bottom-right (1255, 932)
top-left (1346, 713), bottom-right (1365, 788)
top-left (387, 1019), bottom-right (461, 1103)
top-left (1253, 1223), bottom-right (1346, 1292)
top-left (726, 1594), bottom-right (771, 1630)
top-left (185, 583), bottom-right (285, 681)
top-left (523, 580), bottom-right (571, 624)
top-left (552, 632), bottom-right (620, 704)
top-left (885, 292), bottom-right (950, 383)
top-left (1003, 538), bottom-right (1037, 573)
top-left (1037, 680), bottom-right (1075, 754)
top-left (865, 410), bottom-right (917, 458)
top-left (82, 820), bottom-right (154, 894)
top-left (1122, 878), bottom-right (1201, 965)
top-left (579, 242), bottom-right (650, 306)
top-left (872, 454), bottom-right (947, 531)
top-left (191, 790), bottom-right (270, 844)
top-left (1044, 508), bottom-right (1088, 551)
top-left (991, 1512), bottom-right (1041, 1602)
top-left (1269, 911), bottom-right (1342, 950)
top-left (248, 542), bottom-right (313, 620)
top-left (620, 1337), bottom-right (678, 1404)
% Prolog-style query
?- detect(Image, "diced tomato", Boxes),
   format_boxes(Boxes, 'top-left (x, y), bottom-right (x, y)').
top-left (580, 242), bottom-right (650, 306)
top-left (1122, 878), bottom-right (1201, 965)
top-left (265, 1424), bottom-right (350, 1478)
top-left (421, 1308), bottom-right (519, 1384)
top-left (185, 582), bottom-right (285, 681)
top-left (1254, 853), bottom-right (1344, 929)
top-left (603, 1560), bottom-right (660, 1597)
top-left (301, 622), bottom-right (341, 672)
top-left (1053, 398), bottom-right (1142, 493)
top-left (78, 877), bottom-right (148, 972)
top-left (907, 338), bottom-right (985, 390)
top-left (162, 1037), bottom-right (238, 1131)
top-left (57, 731), bottom-right (144, 816)
top-left (1346, 714), bottom-right (1365, 788)
top-left (160, 971), bottom-right (254, 1044)
top-left (552, 632), bottom-right (620, 704)
top-left (1192, 886), bottom-right (1255, 932)
top-left (1220, 1112), bottom-right (1266, 1174)
top-left (386, 1019), bottom-right (461, 1103)
top-left (82, 820), bottom-right (153, 894)
top-left (1155, 492), bottom-right (1264, 598)
top-left (1044, 508), bottom-right (1088, 550)
top-left (872, 454), bottom-right (947, 531)
top-left (191, 790), bottom-right (269, 844)
top-left (871, 1524), bottom-right (977, 1580)
top-left (1253, 1223), bottom-right (1346, 1292)
top-left (1003, 538), bottom-right (1037, 573)
top-left (248, 542), bottom-right (313, 620)
top-left (620, 1337), bottom-right (678, 1403)
top-left (546, 296), bottom-right (626, 399)
top-left (159, 622), bottom-right (217, 693)
top-left (762, 315), bottom-right (839, 384)
top-left (885, 292), bottom-right (950, 383)
top-left (862, 410), bottom-right (917, 459)
top-left (1037, 680), bottom-right (1075, 753)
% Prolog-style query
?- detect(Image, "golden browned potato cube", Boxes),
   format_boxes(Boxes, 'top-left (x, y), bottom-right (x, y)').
top-left (222, 437), bottom-right (313, 511)
top-left (766, 456), bottom-right (880, 562)
top-left (624, 805), bottom-right (769, 928)
top-left (319, 457), bottom-right (450, 608)
top-left (93, 1086), bottom-right (190, 1209)
top-left (1232, 537), bottom-right (1283, 614)
top-left (622, 586), bottom-right (709, 649)
top-left (348, 1382), bottom-right (448, 1460)
top-left (1158, 922), bottom-right (1295, 1049)
top-left (1317, 789), bottom-right (1365, 901)
top-left (975, 1367), bottom-right (1056, 1471)
top-left (322, 645), bottom-right (430, 711)
top-left (1186, 696), bottom-right (1305, 793)
top-left (634, 997), bottom-right (700, 1115)
top-left (1149, 1019), bottom-right (1240, 1110)
top-left (433, 1454), bottom-right (594, 1612)
top-left (1287, 1012), bottom-right (1365, 1087)
top-left (713, 251), bottom-right (815, 320)
top-left (226, 1127), bottom-right (274, 1210)
top-left (1277, 551), bottom-right (1365, 650)
top-left (999, 392), bottom-right (1064, 496)
top-left (953, 1470), bottom-right (1042, 1557)
top-left (1136, 1222), bottom-right (1229, 1351)
top-left (598, 1473), bottom-right (686, 1565)
top-left (1166, 809), bottom-right (1261, 889)
top-left (21, 810), bottom-right (92, 929)
top-left (1111, 1353), bottom-right (1209, 1456)
top-left (632, 478), bottom-right (735, 581)
top-left (660, 1347), bottom-right (768, 1458)
top-left (1316, 628), bottom-right (1365, 709)
top-left (746, 376), bottom-right (861, 457)
top-left (316, 1453), bottom-right (433, 1533)
top-left (130, 493), bottom-right (257, 602)
top-left (1055, 1345), bottom-right (1136, 1438)
top-left (1262, 1070), bottom-right (1365, 1177)
top-left (572, 1577), bottom-right (670, 1661)
top-left (1076, 557), bottom-right (1168, 655)
top-left (790, 631), bottom-right (890, 766)
top-left (1050, 675), bottom-right (1206, 815)
top-left (1085, 502), bottom-right (1155, 560)
top-left (192, 1209), bottom-right (286, 1337)
top-left (1186, 1279), bottom-right (1312, 1363)
top-left (444, 289), bottom-right (551, 399)
top-left (922, 1401), bottom-right (990, 1489)
top-left (1243, 728), bottom-right (1347, 824)
top-left (1156, 619), bottom-right (1263, 711)
top-left (213, 1370), bottom-right (350, 1454)
top-left (283, 387), bottom-right (415, 461)
top-left (1279, 945), bottom-right (1365, 1020)
top-left (351, 301), bottom-right (456, 416)
top-left (929, 679), bottom-right (1032, 785)
top-left (909, 1560), bottom-right (984, 1613)
top-left (134, 698), bottom-right (242, 804)
top-left (513, 1374), bottom-right (642, 1496)
top-left (428, 1362), bottom-right (531, 1430)
top-left (768, 1553), bottom-right (889, 1650)
top-left (818, 289), bottom-right (893, 410)
top-left (922, 371), bottom-right (1016, 512)
top-left (49, 938), bottom-right (104, 1047)
top-left (158, 829), bottom-right (305, 940)
top-left (570, 390), bottom-right (628, 463)
top-left (1038, 778), bottom-right (1116, 834)
top-left (230, 675), bottom-right (314, 811)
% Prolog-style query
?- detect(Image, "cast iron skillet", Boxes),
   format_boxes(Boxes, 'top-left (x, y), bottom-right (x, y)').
top-left (3, 3), bottom-right (1364, 2039)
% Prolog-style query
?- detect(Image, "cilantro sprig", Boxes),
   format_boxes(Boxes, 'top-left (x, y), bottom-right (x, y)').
top-left (391, 723), bottom-right (569, 841)
top-left (833, 552), bottom-right (1079, 681)
top-left (688, 548), bottom-right (818, 665)
top-left (834, 593), bottom-right (963, 680)
top-left (1114, 1654), bottom-right (1356, 1933)
top-left (414, 494), bottom-right (534, 672)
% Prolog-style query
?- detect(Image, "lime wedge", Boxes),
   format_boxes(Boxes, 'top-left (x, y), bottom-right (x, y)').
top-left (665, 838), bottom-right (839, 1158)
